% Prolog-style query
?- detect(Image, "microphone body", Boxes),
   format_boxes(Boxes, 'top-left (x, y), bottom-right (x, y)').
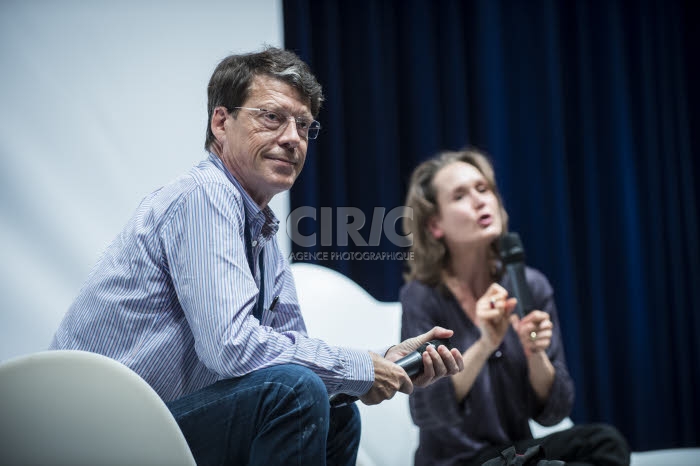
top-left (329, 338), bottom-right (452, 407)
top-left (498, 232), bottom-right (536, 318)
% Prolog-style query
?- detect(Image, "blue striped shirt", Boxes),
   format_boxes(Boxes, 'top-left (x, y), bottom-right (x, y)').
top-left (50, 153), bottom-right (374, 402)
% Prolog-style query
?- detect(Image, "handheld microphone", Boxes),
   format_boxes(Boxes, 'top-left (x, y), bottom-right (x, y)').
top-left (497, 232), bottom-right (536, 318)
top-left (329, 338), bottom-right (452, 407)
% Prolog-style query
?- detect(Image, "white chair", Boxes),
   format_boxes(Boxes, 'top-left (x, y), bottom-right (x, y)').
top-left (0, 350), bottom-right (195, 466)
top-left (292, 262), bottom-right (415, 466)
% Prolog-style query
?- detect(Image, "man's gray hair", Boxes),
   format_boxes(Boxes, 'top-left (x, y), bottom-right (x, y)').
top-left (205, 47), bottom-right (324, 151)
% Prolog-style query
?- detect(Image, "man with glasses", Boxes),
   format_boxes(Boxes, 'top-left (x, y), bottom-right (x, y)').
top-left (50, 47), bottom-right (463, 465)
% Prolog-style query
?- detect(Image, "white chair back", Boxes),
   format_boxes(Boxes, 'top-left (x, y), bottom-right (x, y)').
top-left (291, 262), bottom-right (419, 466)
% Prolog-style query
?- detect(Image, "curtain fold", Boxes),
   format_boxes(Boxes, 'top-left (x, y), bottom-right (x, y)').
top-left (284, 0), bottom-right (699, 450)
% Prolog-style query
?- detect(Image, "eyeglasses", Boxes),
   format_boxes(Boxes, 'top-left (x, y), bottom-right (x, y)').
top-left (230, 107), bottom-right (321, 140)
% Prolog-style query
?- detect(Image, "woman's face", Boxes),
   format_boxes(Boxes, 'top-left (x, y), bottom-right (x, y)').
top-left (428, 161), bottom-right (503, 248)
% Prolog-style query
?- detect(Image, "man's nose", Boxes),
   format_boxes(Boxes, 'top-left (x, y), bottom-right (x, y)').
top-left (278, 118), bottom-right (302, 147)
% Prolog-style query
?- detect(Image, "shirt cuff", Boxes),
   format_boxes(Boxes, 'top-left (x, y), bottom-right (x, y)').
top-left (333, 347), bottom-right (375, 396)
top-left (533, 370), bottom-right (571, 426)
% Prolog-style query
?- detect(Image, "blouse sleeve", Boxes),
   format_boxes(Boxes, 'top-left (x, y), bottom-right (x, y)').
top-left (527, 269), bottom-right (575, 426)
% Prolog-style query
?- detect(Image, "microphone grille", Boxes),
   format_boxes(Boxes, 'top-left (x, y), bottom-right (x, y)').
top-left (498, 232), bottom-right (526, 264)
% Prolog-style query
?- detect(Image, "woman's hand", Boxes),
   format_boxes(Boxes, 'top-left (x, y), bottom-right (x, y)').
top-left (510, 310), bottom-right (553, 358)
top-left (476, 283), bottom-right (517, 352)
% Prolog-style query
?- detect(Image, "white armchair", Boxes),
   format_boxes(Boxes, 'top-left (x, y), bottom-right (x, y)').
top-left (0, 350), bottom-right (195, 466)
top-left (292, 262), bottom-right (415, 466)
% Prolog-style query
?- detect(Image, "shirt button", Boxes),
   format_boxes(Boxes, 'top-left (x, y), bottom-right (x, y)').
top-left (252, 240), bottom-right (258, 247)
top-left (494, 350), bottom-right (502, 358)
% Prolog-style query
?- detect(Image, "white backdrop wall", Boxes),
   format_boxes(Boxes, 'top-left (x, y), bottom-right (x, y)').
top-left (0, 0), bottom-right (291, 362)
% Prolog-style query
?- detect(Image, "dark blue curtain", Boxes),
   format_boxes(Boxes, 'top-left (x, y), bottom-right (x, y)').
top-left (284, 0), bottom-right (700, 451)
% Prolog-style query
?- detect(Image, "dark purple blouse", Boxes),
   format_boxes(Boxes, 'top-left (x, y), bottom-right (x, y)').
top-left (400, 267), bottom-right (574, 466)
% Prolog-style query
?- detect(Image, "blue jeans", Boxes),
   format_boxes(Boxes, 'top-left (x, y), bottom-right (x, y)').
top-left (166, 364), bottom-right (361, 465)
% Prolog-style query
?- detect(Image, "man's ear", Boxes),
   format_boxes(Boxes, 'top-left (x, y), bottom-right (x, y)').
top-left (211, 106), bottom-right (228, 142)
top-left (427, 215), bottom-right (444, 240)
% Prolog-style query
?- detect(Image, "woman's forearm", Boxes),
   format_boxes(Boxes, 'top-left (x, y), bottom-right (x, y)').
top-left (527, 350), bottom-right (555, 401)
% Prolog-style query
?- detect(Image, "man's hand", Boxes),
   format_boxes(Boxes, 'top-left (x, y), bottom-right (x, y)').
top-left (359, 352), bottom-right (413, 405)
top-left (385, 326), bottom-right (464, 388)
top-left (359, 327), bottom-right (464, 405)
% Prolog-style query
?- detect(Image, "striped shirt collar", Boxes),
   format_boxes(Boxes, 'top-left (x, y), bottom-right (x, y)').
top-left (207, 152), bottom-right (280, 239)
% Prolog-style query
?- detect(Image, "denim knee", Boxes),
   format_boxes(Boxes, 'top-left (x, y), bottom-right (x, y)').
top-left (264, 364), bottom-right (326, 394)
top-left (261, 364), bottom-right (329, 412)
